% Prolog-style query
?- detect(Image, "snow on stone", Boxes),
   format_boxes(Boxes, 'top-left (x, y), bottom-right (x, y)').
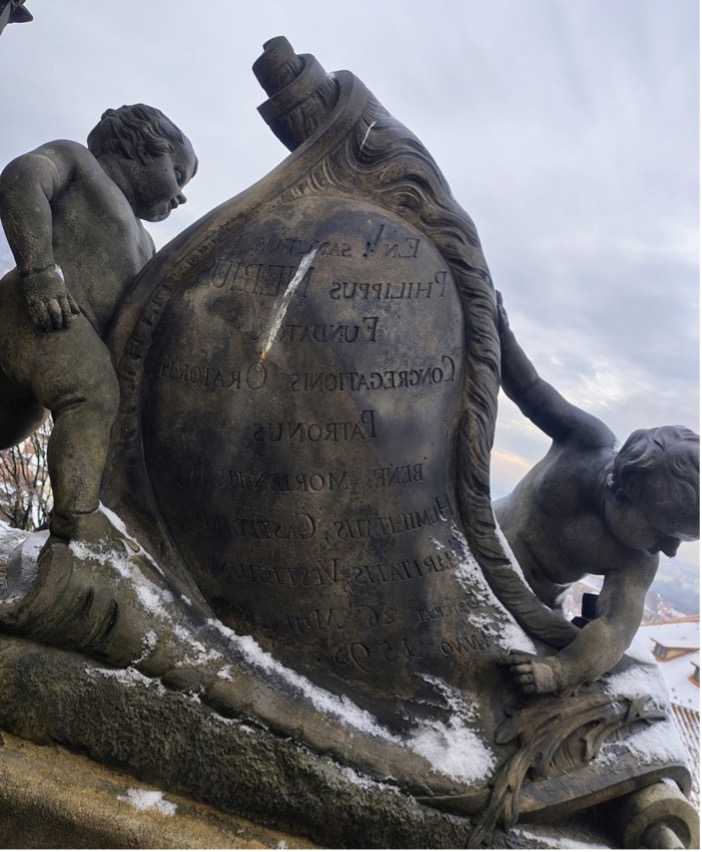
top-left (0, 520), bottom-right (29, 563)
top-left (512, 825), bottom-right (609, 850)
top-left (118, 787), bottom-right (177, 816)
top-left (409, 718), bottom-right (495, 784)
top-left (173, 623), bottom-right (223, 666)
top-left (100, 503), bottom-right (166, 578)
top-left (604, 663), bottom-right (670, 706)
top-left (339, 764), bottom-right (393, 791)
top-left (600, 715), bottom-right (686, 767)
top-left (408, 676), bottom-right (496, 784)
top-left (207, 621), bottom-right (396, 740)
top-left (444, 524), bottom-right (536, 654)
top-left (132, 574), bottom-right (173, 619)
top-left (90, 665), bottom-right (165, 693)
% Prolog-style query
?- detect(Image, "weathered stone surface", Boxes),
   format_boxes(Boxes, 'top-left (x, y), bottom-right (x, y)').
top-left (141, 194), bottom-right (487, 713)
top-left (0, 729), bottom-right (313, 849)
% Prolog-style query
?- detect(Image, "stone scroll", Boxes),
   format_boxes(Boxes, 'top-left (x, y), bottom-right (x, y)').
top-left (142, 197), bottom-right (484, 711)
top-left (106, 59), bottom-right (522, 728)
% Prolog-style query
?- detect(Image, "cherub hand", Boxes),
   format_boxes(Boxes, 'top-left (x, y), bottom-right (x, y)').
top-left (22, 264), bottom-right (80, 332)
top-left (501, 650), bottom-right (566, 696)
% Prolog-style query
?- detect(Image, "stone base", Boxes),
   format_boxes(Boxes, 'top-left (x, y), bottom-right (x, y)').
top-left (0, 523), bottom-right (697, 848)
top-left (0, 729), bottom-right (316, 849)
top-left (0, 727), bottom-right (642, 850)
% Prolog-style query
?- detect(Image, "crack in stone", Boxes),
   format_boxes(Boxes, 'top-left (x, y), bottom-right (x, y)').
top-left (259, 247), bottom-right (318, 360)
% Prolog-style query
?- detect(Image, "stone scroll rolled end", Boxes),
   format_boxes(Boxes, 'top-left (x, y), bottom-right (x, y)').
top-left (0, 532), bottom-right (144, 666)
top-left (253, 36), bottom-right (339, 152)
top-left (615, 780), bottom-right (699, 849)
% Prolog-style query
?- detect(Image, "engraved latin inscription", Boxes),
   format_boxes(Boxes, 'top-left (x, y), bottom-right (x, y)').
top-left (252, 409), bottom-right (377, 442)
top-left (196, 257), bottom-right (317, 297)
top-left (179, 461), bottom-right (424, 493)
top-left (159, 358), bottom-right (267, 390)
top-left (144, 195), bottom-right (469, 694)
top-left (280, 316), bottom-right (380, 344)
top-left (290, 356), bottom-right (457, 391)
top-left (362, 223), bottom-right (422, 259)
top-left (194, 511), bottom-right (316, 539)
top-left (186, 466), bottom-right (349, 493)
top-left (329, 271), bottom-right (449, 300)
top-left (334, 494), bottom-right (455, 539)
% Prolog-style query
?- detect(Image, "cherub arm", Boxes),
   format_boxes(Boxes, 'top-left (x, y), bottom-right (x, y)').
top-left (497, 292), bottom-right (613, 447)
top-left (506, 556), bottom-right (658, 695)
top-left (0, 141), bottom-right (82, 331)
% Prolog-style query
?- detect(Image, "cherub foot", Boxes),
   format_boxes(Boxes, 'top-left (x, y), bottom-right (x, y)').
top-left (500, 650), bottom-right (567, 696)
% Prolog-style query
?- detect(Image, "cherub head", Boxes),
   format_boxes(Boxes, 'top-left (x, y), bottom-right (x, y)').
top-left (87, 104), bottom-right (198, 222)
top-left (607, 425), bottom-right (699, 556)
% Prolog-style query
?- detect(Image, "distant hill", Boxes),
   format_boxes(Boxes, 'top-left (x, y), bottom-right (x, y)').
top-left (651, 557), bottom-right (700, 615)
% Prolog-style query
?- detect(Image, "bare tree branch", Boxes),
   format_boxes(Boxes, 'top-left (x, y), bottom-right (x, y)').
top-left (0, 418), bottom-right (52, 531)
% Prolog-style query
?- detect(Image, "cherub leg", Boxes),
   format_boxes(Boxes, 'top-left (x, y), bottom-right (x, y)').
top-left (0, 282), bottom-right (118, 541)
top-left (42, 337), bottom-right (119, 540)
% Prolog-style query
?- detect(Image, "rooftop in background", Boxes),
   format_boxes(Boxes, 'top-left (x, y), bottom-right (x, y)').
top-left (636, 615), bottom-right (699, 711)
top-left (634, 615), bottom-right (700, 810)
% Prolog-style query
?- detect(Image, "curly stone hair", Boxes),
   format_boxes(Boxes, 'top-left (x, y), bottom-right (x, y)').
top-left (610, 425), bottom-right (700, 530)
top-left (87, 104), bottom-right (186, 163)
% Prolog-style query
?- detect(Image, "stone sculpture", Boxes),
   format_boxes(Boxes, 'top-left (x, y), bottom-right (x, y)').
top-left (0, 0), bottom-right (32, 36)
top-left (0, 36), bottom-right (697, 849)
top-left (0, 104), bottom-right (197, 544)
top-left (494, 293), bottom-right (700, 696)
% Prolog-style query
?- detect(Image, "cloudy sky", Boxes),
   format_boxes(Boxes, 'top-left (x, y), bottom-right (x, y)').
top-left (0, 1), bottom-right (698, 567)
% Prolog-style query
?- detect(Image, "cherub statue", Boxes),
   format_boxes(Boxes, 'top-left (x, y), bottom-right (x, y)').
top-left (494, 293), bottom-right (699, 695)
top-left (0, 104), bottom-right (197, 545)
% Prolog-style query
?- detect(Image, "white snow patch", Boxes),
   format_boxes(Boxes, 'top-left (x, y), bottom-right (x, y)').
top-left (512, 825), bottom-right (609, 849)
top-left (339, 764), bottom-right (395, 792)
top-left (216, 666), bottom-right (235, 681)
top-left (118, 788), bottom-right (177, 816)
top-left (604, 664), bottom-right (669, 704)
top-left (0, 521), bottom-right (30, 562)
top-left (604, 716), bottom-right (685, 766)
top-left (445, 524), bottom-right (536, 654)
top-left (207, 621), bottom-right (394, 740)
top-left (403, 677), bottom-right (495, 783)
top-left (135, 630), bottom-right (158, 664)
top-left (68, 540), bottom-right (140, 590)
top-left (90, 665), bottom-right (164, 692)
top-left (409, 719), bottom-right (495, 784)
top-left (100, 504), bottom-right (165, 577)
top-left (173, 623), bottom-right (223, 665)
top-left (260, 248), bottom-right (318, 359)
top-left (624, 632), bottom-right (656, 664)
top-left (133, 577), bottom-right (172, 618)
